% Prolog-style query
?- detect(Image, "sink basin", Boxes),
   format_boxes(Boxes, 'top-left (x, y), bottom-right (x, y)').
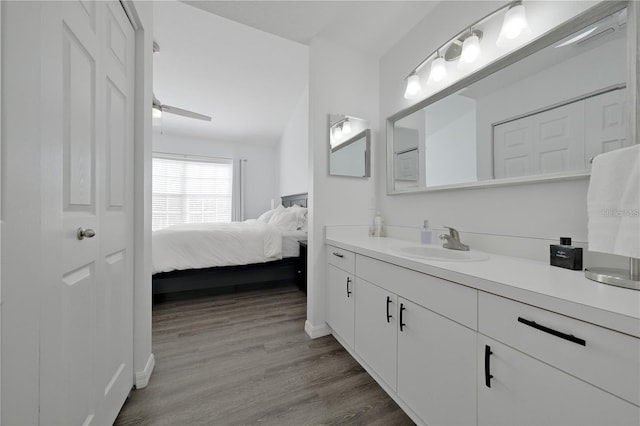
top-left (393, 245), bottom-right (489, 262)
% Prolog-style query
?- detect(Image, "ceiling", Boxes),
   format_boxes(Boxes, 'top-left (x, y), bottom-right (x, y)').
top-left (153, 1), bottom-right (438, 143)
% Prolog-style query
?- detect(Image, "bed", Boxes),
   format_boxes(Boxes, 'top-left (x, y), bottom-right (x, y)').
top-left (152, 193), bottom-right (308, 300)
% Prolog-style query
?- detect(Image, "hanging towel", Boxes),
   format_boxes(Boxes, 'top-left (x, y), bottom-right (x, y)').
top-left (587, 144), bottom-right (640, 258)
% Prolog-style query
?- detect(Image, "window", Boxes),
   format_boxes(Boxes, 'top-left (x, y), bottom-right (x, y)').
top-left (152, 154), bottom-right (233, 231)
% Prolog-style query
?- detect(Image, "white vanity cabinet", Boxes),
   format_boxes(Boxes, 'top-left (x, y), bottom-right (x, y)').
top-left (354, 279), bottom-right (398, 391)
top-left (354, 254), bottom-right (478, 426)
top-left (478, 292), bottom-right (640, 426)
top-left (478, 336), bottom-right (639, 426)
top-left (397, 298), bottom-right (477, 426)
top-left (324, 241), bottom-right (640, 426)
top-left (326, 246), bottom-right (356, 348)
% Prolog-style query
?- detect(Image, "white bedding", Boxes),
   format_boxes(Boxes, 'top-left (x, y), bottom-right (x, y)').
top-left (282, 229), bottom-right (307, 257)
top-left (153, 220), bottom-right (286, 274)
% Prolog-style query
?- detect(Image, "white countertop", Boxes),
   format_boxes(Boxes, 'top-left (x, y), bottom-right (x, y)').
top-left (326, 233), bottom-right (640, 338)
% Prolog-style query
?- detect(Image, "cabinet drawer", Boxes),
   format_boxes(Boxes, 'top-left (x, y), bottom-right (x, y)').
top-left (356, 255), bottom-right (477, 329)
top-left (326, 245), bottom-right (355, 273)
top-left (479, 292), bottom-right (640, 405)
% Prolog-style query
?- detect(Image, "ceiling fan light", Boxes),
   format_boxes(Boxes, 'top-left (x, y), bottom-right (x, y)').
top-left (404, 72), bottom-right (422, 99)
top-left (460, 33), bottom-right (481, 64)
top-left (152, 107), bottom-right (162, 119)
top-left (429, 56), bottom-right (447, 83)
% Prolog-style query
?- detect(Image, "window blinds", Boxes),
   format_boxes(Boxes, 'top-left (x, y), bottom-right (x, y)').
top-left (152, 154), bottom-right (233, 231)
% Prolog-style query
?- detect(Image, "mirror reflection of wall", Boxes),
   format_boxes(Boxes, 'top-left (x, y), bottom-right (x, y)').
top-left (329, 114), bottom-right (371, 178)
top-left (390, 5), bottom-right (629, 192)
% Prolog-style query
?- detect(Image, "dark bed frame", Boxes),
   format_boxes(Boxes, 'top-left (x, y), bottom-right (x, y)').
top-left (152, 193), bottom-right (308, 300)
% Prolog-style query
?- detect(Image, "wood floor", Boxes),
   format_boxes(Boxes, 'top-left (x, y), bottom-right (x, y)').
top-left (115, 286), bottom-right (414, 426)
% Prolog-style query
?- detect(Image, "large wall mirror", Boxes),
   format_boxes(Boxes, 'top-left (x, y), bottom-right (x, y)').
top-left (329, 114), bottom-right (371, 178)
top-left (388, 2), bottom-right (633, 193)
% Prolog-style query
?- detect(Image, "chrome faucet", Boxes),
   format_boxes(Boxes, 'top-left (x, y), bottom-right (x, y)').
top-left (440, 226), bottom-right (469, 251)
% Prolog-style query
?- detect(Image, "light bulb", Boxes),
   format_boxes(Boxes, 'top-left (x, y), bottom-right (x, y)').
top-left (460, 33), bottom-right (481, 64)
top-left (342, 120), bottom-right (351, 135)
top-left (497, 2), bottom-right (530, 47)
top-left (403, 72), bottom-right (422, 99)
top-left (429, 56), bottom-right (447, 83)
top-left (152, 107), bottom-right (162, 119)
top-left (334, 126), bottom-right (342, 140)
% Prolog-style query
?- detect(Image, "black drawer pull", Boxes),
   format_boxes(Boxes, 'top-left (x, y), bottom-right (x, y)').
top-left (399, 303), bottom-right (406, 331)
top-left (386, 296), bottom-right (392, 323)
top-left (517, 317), bottom-right (586, 346)
top-left (484, 345), bottom-right (493, 388)
top-left (346, 277), bottom-right (352, 298)
top-left (332, 252), bottom-right (344, 258)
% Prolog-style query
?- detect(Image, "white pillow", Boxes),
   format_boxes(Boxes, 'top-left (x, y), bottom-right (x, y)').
top-left (268, 206), bottom-right (299, 230)
top-left (257, 206), bottom-right (280, 223)
top-left (289, 205), bottom-right (308, 230)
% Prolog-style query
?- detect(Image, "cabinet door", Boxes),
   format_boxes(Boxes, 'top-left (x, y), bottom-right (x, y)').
top-left (355, 279), bottom-right (397, 391)
top-left (326, 264), bottom-right (355, 348)
top-left (478, 336), bottom-right (639, 426)
top-left (397, 299), bottom-right (477, 426)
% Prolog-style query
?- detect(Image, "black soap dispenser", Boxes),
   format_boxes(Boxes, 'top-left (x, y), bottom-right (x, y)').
top-left (550, 237), bottom-right (583, 270)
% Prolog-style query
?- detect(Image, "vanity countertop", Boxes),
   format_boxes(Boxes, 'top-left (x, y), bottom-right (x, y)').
top-left (326, 233), bottom-right (640, 338)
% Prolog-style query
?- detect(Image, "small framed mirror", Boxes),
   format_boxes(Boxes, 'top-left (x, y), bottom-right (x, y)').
top-left (329, 114), bottom-right (371, 178)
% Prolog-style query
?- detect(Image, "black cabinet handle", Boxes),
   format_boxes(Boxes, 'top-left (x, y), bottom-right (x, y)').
top-left (386, 296), bottom-right (392, 323)
top-left (517, 317), bottom-right (586, 346)
top-left (399, 303), bottom-right (406, 331)
top-left (332, 252), bottom-right (344, 258)
top-left (484, 345), bottom-right (493, 388)
top-left (346, 277), bottom-right (352, 298)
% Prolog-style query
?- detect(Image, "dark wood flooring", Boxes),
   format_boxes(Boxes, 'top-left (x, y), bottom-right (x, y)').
top-left (115, 286), bottom-right (414, 426)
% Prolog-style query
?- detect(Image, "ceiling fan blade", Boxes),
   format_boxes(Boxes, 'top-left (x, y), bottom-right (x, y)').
top-left (161, 104), bottom-right (211, 121)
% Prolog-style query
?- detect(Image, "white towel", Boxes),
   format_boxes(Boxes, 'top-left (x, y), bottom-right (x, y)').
top-left (587, 144), bottom-right (640, 258)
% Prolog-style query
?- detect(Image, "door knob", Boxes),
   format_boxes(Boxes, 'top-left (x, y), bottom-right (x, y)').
top-left (77, 228), bottom-right (96, 240)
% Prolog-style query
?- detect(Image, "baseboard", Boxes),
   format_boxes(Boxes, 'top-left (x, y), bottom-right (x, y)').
top-left (304, 320), bottom-right (331, 339)
top-left (135, 353), bottom-right (155, 389)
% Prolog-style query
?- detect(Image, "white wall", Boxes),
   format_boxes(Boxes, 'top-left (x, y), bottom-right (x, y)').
top-left (306, 37), bottom-right (378, 334)
top-left (130, 0), bottom-right (154, 389)
top-left (425, 107), bottom-right (476, 186)
top-left (378, 1), bottom-right (602, 244)
top-left (154, 132), bottom-right (279, 219)
top-left (278, 87), bottom-right (309, 196)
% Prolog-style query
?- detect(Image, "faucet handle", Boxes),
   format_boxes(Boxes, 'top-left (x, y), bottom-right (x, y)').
top-left (443, 226), bottom-right (460, 240)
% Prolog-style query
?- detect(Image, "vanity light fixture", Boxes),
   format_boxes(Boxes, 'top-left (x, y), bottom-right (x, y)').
top-left (342, 119), bottom-right (351, 135)
top-left (460, 29), bottom-right (482, 64)
top-left (429, 51), bottom-right (447, 83)
top-left (402, 1), bottom-right (532, 100)
top-left (333, 125), bottom-right (343, 140)
top-left (404, 72), bottom-right (422, 99)
top-left (496, 1), bottom-right (531, 47)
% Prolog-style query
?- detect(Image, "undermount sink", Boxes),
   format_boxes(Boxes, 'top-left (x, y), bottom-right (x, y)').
top-left (393, 245), bottom-right (489, 262)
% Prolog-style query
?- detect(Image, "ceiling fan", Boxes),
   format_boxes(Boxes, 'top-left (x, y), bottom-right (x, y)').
top-left (152, 95), bottom-right (212, 122)
top-left (151, 41), bottom-right (211, 122)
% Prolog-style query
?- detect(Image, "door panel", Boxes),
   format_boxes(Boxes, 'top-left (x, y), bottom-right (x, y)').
top-left (39, 1), bottom-right (135, 425)
top-left (354, 280), bottom-right (397, 391)
top-left (585, 88), bottom-right (627, 167)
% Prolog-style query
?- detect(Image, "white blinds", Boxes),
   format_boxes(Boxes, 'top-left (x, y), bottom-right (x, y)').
top-left (152, 154), bottom-right (233, 231)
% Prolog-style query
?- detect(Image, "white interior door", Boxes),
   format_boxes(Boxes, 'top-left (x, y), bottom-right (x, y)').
top-left (585, 88), bottom-right (628, 167)
top-left (39, 1), bottom-right (135, 425)
top-left (494, 101), bottom-right (586, 178)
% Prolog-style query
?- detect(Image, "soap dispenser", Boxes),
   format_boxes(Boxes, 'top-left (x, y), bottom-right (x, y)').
top-left (420, 220), bottom-right (432, 244)
top-left (373, 211), bottom-right (384, 237)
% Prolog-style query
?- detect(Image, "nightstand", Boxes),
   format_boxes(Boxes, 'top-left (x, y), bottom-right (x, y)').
top-left (298, 240), bottom-right (307, 294)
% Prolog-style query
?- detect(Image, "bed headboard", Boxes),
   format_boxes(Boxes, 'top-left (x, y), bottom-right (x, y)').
top-left (281, 193), bottom-right (308, 208)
